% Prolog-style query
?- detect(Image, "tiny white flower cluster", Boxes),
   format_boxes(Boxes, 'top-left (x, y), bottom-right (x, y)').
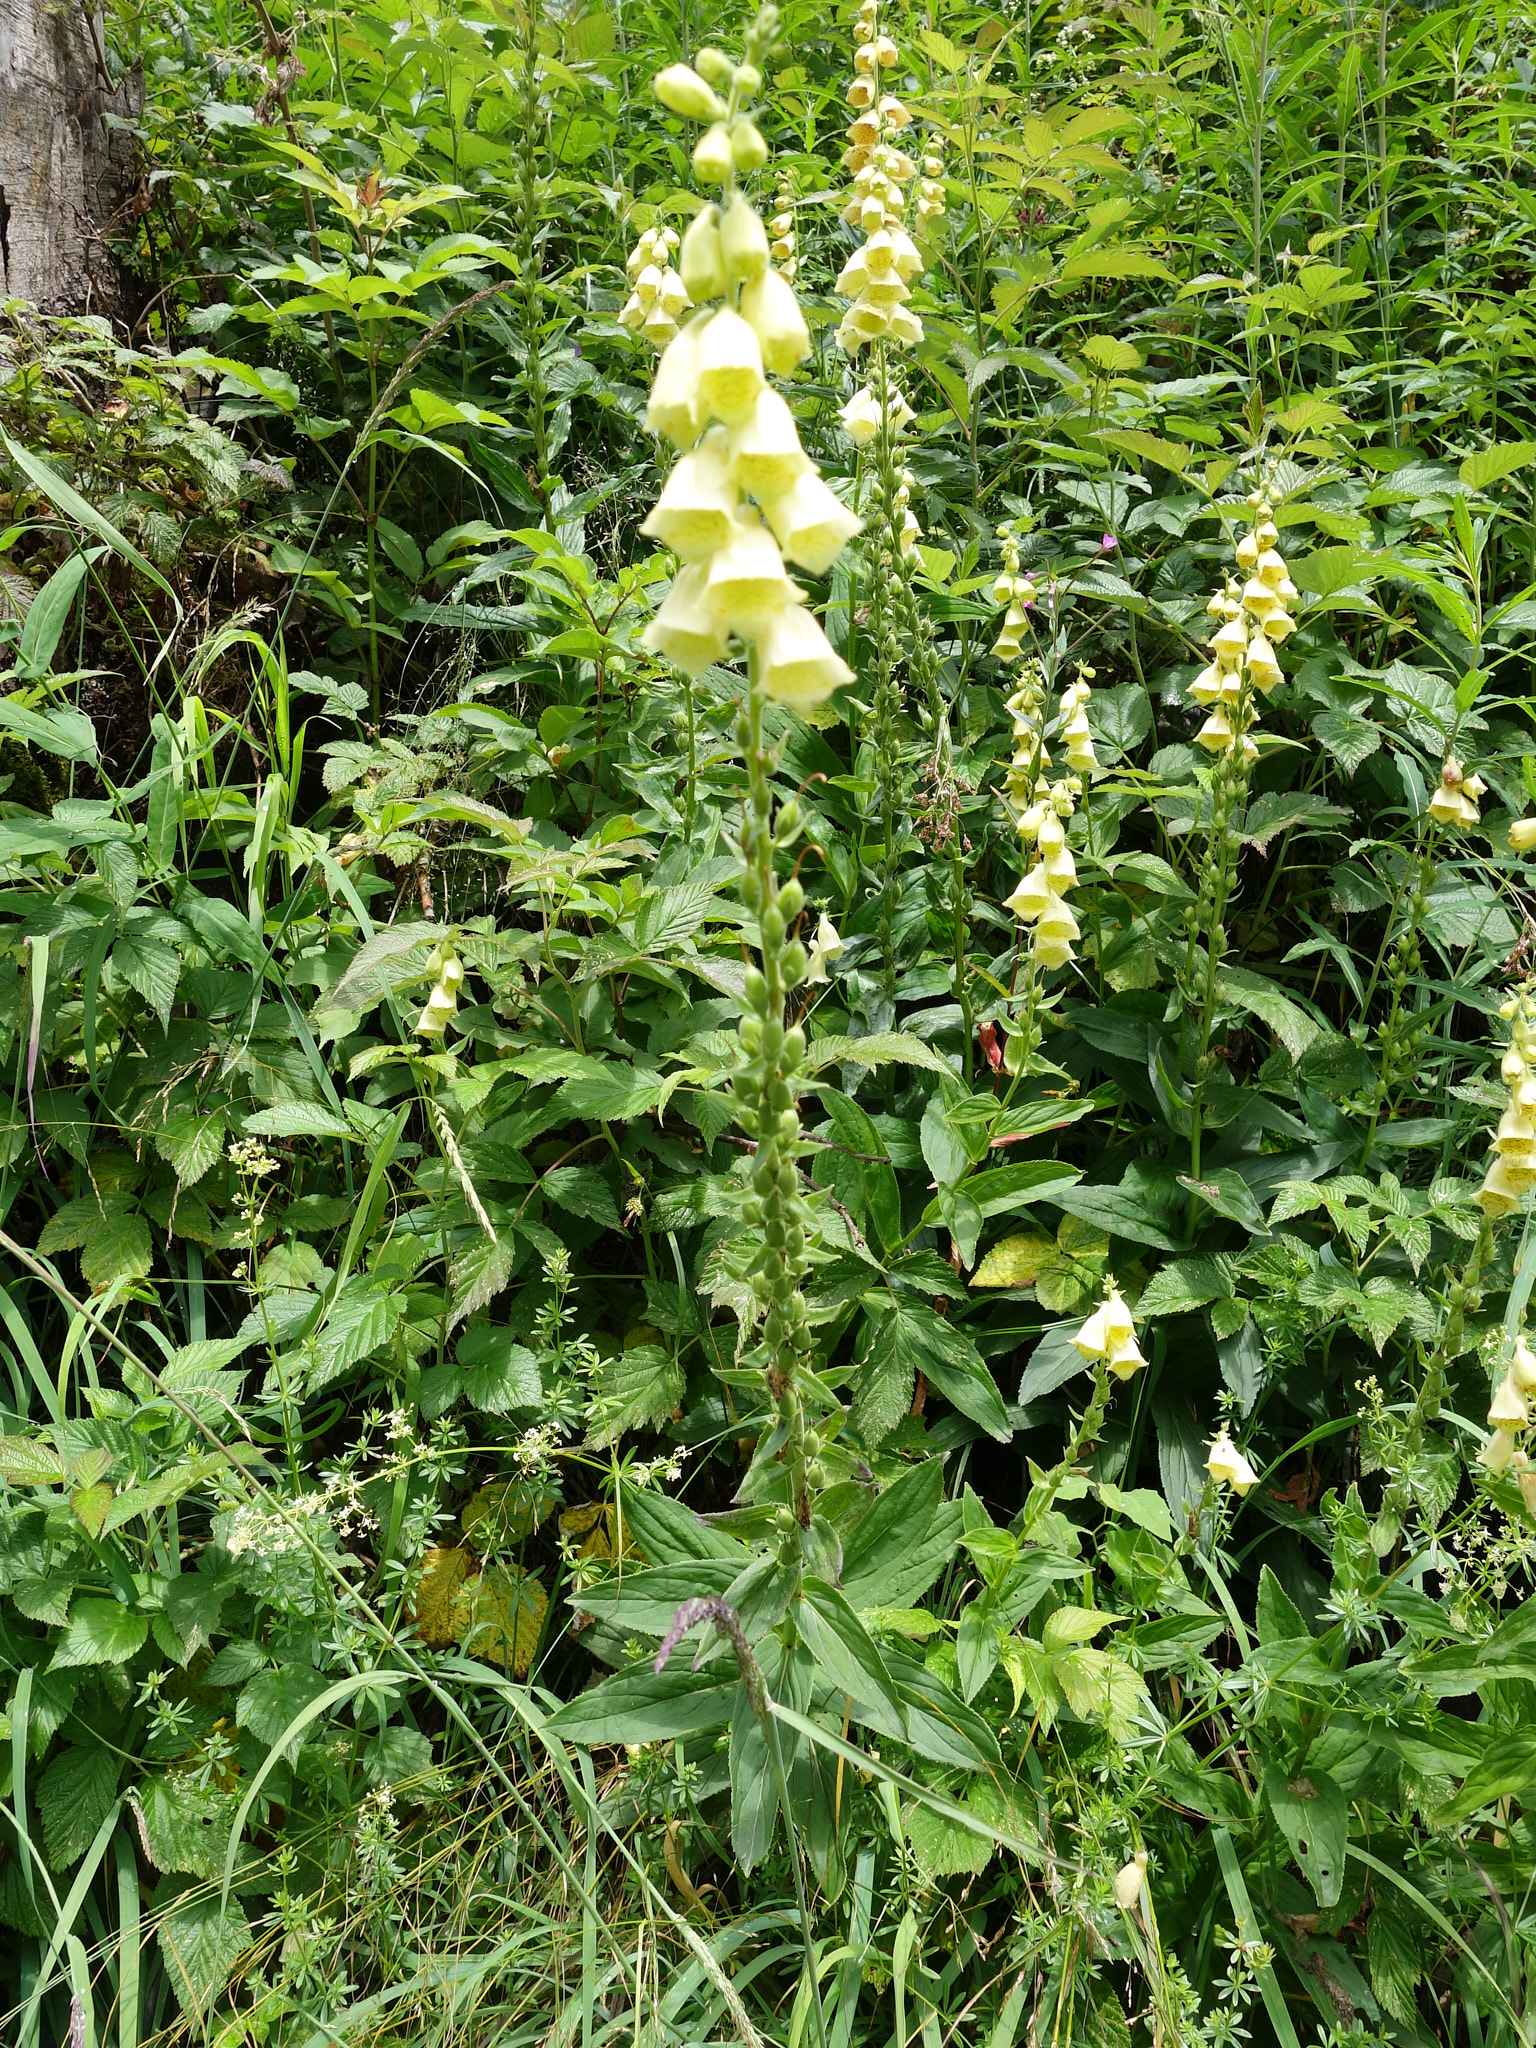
top-left (637, 55), bottom-right (861, 713)
top-left (628, 1448), bottom-right (688, 1489)
top-left (512, 1422), bottom-right (563, 1476)
top-left (225, 1470), bottom-right (376, 1560)
top-left (415, 943), bottom-right (464, 1039)
top-left (1480, 1331), bottom-right (1536, 1479)
top-left (1428, 754), bottom-right (1487, 830)
top-left (1191, 493), bottom-right (1298, 761)
top-left (228, 1136), bottom-right (282, 1179)
top-left (619, 223), bottom-right (690, 349)
top-left (1479, 985), bottom-right (1536, 1216)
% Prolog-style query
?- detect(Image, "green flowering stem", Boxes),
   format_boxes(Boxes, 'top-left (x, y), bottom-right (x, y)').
top-left (735, 649), bottom-right (817, 1527)
top-left (870, 343), bottom-right (903, 1001)
top-left (516, 0), bottom-right (552, 510)
top-left (1021, 1358), bottom-right (1111, 1539)
top-left (1358, 826), bottom-right (1438, 1170)
top-left (1369, 1214), bottom-right (1491, 1554)
top-left (1184, 682), bottom-right (1256, 1201)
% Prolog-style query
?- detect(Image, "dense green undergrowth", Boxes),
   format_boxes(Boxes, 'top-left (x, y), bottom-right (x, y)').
top-left (3, 0), bottom-right (1536, 2041)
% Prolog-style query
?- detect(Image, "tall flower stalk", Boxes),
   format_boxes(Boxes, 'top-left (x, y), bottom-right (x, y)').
top-left (1182, 485), bottom-right (1296, 1184)
top-left (515, 0), bottom-right (552, 509)
top-left (988, 528), bottom-right (1097, 1074)
top-left (832, 0), bottom-right (946, 994)
top-left (626, 8), bottom-right (862, 1530)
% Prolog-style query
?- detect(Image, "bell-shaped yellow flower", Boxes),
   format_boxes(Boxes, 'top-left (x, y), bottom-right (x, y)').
top-left (639, 434), bottom-right (738, 562)
top-left (763, 469), bottom-right (863, 576)
top-left (702, 518), bottom-right (801, 636)
top-left (738, 269), bottom-right (811, 376)
top-left (730, 389), bottom-right (812, 503)
top-left (757, 604), bottom-right (854, 712)
top-left (640, 563), bottom-right (731, 675)
top-left (697, 308), bottom-right (766, 425)
top-left (1206, 1427), bottom-right (1258, 1494)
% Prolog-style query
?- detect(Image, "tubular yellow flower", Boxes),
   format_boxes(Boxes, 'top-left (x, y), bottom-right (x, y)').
top-left (640, 433), bottom-right (738, 561)
top-left (805, 911), bottom-right (846, 982)
top-left (693, 121), bottom-right (736, 182)
top-left (702, 518), bottom-right (802, 636)
top-left (1428, 756), bottom-right (1484, 830)
top-left (738, 269), bottom-right (811, 375)
top-left (730, 389), bottom-right (813, 502)
top-left (763, 470), bottom-right (864, 575)
top-left (647, 318), bottom-right (709, 448)
top-left (1511, 817), bottom-right (1536, 852)
top-left (757, 604), bottom-right (854, 711)
top-left (1481, 985), bottom-right (1536, 1214)
top-left (1206, 1427), bottom-right (1259, 1495)
top-left (680, 207), bottom-right (728, 300)
top-left (415, 952), bottom-right (464, 1038)
top-left (1113, 1852), bottom-right (1148, 1911)
top-left (720, 191), bottom-right (770, 281)
top-left (697, 308), bottom-right (767, 424)
top-left (654, 63), bottom-right (725, 120)
top-left (640, 563), bottom-right (731, 675)
top-left (1073, 1286), bottom-right (1142, 1373)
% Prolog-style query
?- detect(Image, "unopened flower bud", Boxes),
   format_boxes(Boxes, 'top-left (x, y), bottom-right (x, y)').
top-left (654, 63), bottom-right (725, 120)
top-left (731, 118), bottom-right (769, 172)
top-left (692, 121), bottom-right (735, 183)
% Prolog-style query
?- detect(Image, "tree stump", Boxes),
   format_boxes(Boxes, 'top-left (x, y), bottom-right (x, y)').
top-left (0, 2), bottom-right (141, 315)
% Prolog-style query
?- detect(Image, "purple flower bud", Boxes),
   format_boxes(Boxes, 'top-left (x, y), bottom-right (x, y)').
top-left (1100, 533), bottom-right (1116, 551)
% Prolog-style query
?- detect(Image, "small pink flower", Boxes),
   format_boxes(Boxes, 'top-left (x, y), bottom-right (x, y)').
top-left (1100, 533), bottom-right (1116, 552)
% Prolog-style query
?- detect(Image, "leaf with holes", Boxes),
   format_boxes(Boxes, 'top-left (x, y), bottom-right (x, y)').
top-left (1264, 1763), bottom-right (1348, 1908)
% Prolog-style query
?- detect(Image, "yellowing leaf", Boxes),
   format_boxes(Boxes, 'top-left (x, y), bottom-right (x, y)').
top-left (972, 1233), bottom-right (1057, 1288)
top-left (71, 1482), bottom-right (113, 1538)
top-left (414, 1546), bottom-right (471, 1646)
top-left (462, 1481), bottom-right (555, 1545)
top-left (1042, 1604), bottom-right (1119, 1649)
top-left (455, 1565), bottom-right (548, 1675)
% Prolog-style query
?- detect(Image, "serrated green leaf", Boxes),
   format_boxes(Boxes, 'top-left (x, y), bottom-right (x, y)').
top-left (51, 1597), bottom-right (149, 1667)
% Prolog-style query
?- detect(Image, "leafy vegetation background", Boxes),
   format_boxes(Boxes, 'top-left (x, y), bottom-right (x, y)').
top-left (1, 0), bottom-right (1536, 2041)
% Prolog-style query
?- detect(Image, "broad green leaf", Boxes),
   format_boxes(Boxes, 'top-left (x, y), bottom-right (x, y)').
top-left (547, 1664), bottom-right (739, 1744)
top-left (798, 1576), bottom-right (904, 1719)
top-left (50, 1598), bottom-right (149, 1668)
top-left (972, 1232), bottom-right (1056, 1288)
top-left (1264, 1763), bottom-right (1349, 1908)
top-left (586, 1344), bottom-right (682, 1445)
top-left (37, 1743), bottom-right (120, 1868)
top-left (1458, 441), bottom-right (1536, 491)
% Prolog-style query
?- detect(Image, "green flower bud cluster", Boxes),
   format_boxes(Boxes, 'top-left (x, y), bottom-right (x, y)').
top-left (731, 660), bottom-right (823, 1523)
top-left (653, 6), bottom-right (780, 185)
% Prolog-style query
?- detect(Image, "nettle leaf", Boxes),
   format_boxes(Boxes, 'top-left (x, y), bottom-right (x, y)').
top-left (50, 1597), bottom-right (149, 1667)
top-left (540, 1164), bottom-right (621, 1228)
top-left (113, 934), bottom-right (181, 1025)
top-left (37, 1743), bottom-right (121, 1867)
top-left (455, 1323), bottom-right (542, 1415)
top-left (865, 1298), bottom-right (1009, 1443)
top-left (155, 1108), bottom-right (227, 1187)
top-left (586, 1344), bottom-right (683, 1446)
top-left (1135, 1256), bottom-right (1235, 1318)
top-left (158, 1888), bottom-right (251, 2022)
top-left (308, 1280), bottom-right (405, 1390)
